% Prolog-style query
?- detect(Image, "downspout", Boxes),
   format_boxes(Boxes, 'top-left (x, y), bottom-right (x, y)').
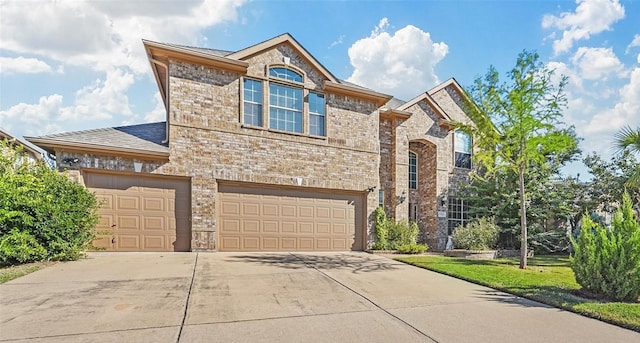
top-left (151, 59), bottom-right (170, 144)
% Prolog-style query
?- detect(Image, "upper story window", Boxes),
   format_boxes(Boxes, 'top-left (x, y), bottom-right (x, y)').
top-left (243, 78), bottom-right (263, 126)
top-left (241, 66), bottom-right (326, 137)
top-left (454, 130), bottom-right (472, 169)
top-left (378, 190), bottom-right (384, 208)
top-left (269, 67), bottom-right (303, 82)
top-left (269, 83), bottom-right (303, 133)
top-left (409, 151), bottom-right (417, 189)
top-left (308, 92), bottom-right (325, 136)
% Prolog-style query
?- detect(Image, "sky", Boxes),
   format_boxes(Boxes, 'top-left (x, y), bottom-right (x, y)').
top-left (1, 0), bottom-right (639, 179)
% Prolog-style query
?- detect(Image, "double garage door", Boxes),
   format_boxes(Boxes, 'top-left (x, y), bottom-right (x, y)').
top-left (217, 183), bottom-right (364, 251)
top-left (86, 172), bottom-right (363, 252)
top-left (85, 172), bottom-right (191, 252)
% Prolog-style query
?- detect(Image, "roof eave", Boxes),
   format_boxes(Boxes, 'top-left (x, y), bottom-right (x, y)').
top-left (323, 81), bottom-right (392, 107)
top-left (25, 137), bottom-right (170, 161)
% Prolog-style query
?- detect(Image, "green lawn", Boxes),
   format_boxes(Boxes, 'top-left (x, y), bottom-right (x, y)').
top-left (0, 261), bottom-right (54, 284)
top-left (396, 255), bottom-right (640, 332)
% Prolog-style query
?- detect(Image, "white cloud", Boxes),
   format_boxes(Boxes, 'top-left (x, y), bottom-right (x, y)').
top-left (144, 93), bottom-right (167, 123)
top-left (59, 69), bottom-right (135, 121)
top-left (542, 0), bottom-right (625, 55)
top-left (627, 34), bottom-right (640, 53)
top-left (0, 57), bottom-right (53, 74)
top-left (347, 18), bottom-right (448, 100)
top-left (571, 47), bottom-right (625, 80)
top-left (0, 95), bottom-right (63, 127)
top-left (0, 0), bottom-right (247, 74)
top-left (329, 35), bottom-right (345, 49)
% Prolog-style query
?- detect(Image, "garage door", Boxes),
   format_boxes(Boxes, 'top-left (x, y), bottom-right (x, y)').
top-left (84, 172), bottom-right (191, 252)
top-left (217, 183), bottom-right (364, 251)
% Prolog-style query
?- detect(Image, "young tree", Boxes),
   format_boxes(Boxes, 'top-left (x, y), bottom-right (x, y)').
top-left (614, 125), bottom-right (640, 187)
top-left (459, 51), bottom-right (578, 269)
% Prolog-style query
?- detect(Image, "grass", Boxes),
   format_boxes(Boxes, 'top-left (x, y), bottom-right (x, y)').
top-left (396, 255), bottom-right (640, 332)
top-left (0, 261), bottom-right (54, 284)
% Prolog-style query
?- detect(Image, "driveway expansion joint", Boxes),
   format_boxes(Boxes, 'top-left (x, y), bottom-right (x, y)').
top-left (289, 253), bottom-right (440, 343)
top-left (176, 252), bottom-right (198, 343)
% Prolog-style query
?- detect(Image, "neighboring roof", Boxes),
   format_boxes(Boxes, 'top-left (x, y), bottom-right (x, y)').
top-left (0, 127), bottom-right (43, 159)
top-left (26, 122), bottom-right (169, 159)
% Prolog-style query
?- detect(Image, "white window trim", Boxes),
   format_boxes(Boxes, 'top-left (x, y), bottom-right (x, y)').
top-left (409, 150), bottom-right (418, 189)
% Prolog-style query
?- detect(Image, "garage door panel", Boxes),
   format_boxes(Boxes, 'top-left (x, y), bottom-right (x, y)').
top-left (117, 196), bottom-right (140, 211)
top-left (218, 184), bottom-right (363, 251)
top-left (143, 235), bottom-right (165, 250)
top-left (143, 198), bottom-right (164, 212)
top-left (85, 173), bottom-right (190, 252)
top-left (263, 204), bottom-right (278, 216)
top-left (243, 220), bottom-right (260, 233)
top-left (144, 217), bottom-right (165, 231)
top-left (262, 237), bottom-right (278, 250)
top-left (242, 237), bottom-right (260, 250)
top-left (118, 235), bottom-right (139, 249)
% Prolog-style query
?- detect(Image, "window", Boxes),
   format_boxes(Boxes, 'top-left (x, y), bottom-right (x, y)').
top-left (309, 92), bottom-right (325, 136)
top-left (243, 78), bottom-right (263, 126)
top-left (454, 130), bottom-right (472, 169)
top-left (409, 151), bottom-right (417, 189)
top-left (378, 190), bottom-right (384, 208)
top-left (447, 197), bottom-right (469, 235)
top-left (409, 202), bottom-right (418, 222)
top-left (269, 67), bottom-right (303, 82)
top-left (241, 66), bottom-right (327, 136)
top-left (269, 83), bottom-right (303, 133)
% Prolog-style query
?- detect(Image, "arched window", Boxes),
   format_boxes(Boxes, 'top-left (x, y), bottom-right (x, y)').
top-left (269, 67), bottom-right (303, 82)
top-left (409, 151), bottom-right (417, 189)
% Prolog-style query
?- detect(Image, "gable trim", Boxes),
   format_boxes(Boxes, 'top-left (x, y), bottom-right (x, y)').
top-left (227, 33), bottom-right (339, 83)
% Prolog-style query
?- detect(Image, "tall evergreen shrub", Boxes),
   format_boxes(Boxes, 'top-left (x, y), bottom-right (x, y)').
top-left (571, 192), bottom-right (640, 302)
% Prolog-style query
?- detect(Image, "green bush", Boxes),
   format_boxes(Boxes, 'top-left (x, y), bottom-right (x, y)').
top-left (0, 140), bottom-right (100, 263)
top-left (0, 229), bottom-right (47, 265)
top-left (397, 243), bottom-right (428, 254)
top-left (452, 217), bottom-right (499, 250)
top-left (372, 207), bottom-right (425, 250)
top-left (571, 192), bottom-right (640, 302)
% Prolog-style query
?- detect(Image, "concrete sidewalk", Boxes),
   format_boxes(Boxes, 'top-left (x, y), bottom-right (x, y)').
top-left (1, 252), bottom-right (638, 342)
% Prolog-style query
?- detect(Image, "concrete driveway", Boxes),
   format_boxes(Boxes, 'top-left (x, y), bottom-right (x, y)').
top-left (1, 252), bottom-right (637, 342)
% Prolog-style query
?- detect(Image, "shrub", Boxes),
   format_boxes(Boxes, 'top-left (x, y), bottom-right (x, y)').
top-left (571, 192), bottom-right (640, 302)
top-left (452, 217), bottom-right (499, 250)
top-left (0, 140), bottom-right (100, 262)
top-left (0, 229), bottom-right (47, 265)
top-left (372, 207), bottom-right (424, 250)
top-left (397, 243), bottom-right (428, 254)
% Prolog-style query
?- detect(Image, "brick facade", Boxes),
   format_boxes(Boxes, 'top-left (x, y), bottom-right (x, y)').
top-left (41, 35), bottom-right (474, 252)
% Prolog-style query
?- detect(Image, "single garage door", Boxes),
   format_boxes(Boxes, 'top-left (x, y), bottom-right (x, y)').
top-left (84, 172), bottom-right (191, 252)
top-left (217, 183), bottom-right (364, 251)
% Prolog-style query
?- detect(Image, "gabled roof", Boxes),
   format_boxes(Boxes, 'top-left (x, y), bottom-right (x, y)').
top-left (143, 33), bottom-right (392, 111)
top-left (0, 128), bottom-right (43, 159)
top-left (396, 88), bottom-right (451, 121)
top-left (26, 122), bottom-right (169, 160)
top-left (227, 33), bottom-right (339, 83)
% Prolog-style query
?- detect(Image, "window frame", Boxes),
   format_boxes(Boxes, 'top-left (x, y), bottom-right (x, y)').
top-left (242, 78), bottom-right (263, 127)
top-left (408, 151), bottom-right (417, 189)
top-left (378, 190), bottom-right (384, 208)
top-left (447, 196), bottom-right (469, 235)
top-left (454, 130), bottom-right (472, 169)
top-left (240, 65), bottom-right (327, 138)
top-left (268, 81), bottom-right (303, 133)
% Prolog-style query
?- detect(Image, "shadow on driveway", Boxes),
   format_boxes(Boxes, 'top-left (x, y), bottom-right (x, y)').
top-left (226, 252), bottom-right (399, 274)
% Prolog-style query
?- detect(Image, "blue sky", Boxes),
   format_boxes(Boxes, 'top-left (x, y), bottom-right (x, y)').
top-left (1, 0), bottom-right (639, 178)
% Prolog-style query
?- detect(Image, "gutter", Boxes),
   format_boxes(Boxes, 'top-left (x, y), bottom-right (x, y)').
top-left (151, 58), bottom-right (170, 144)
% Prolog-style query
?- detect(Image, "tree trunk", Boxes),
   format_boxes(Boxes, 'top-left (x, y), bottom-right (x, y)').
top-left (519, 166), bottom-right (528, 269)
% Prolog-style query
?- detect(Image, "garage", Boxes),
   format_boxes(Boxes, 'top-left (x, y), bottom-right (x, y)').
top-left (84, 172), bottom-right (191, 252)
top-left (217, 183), bottom-right (364, 251)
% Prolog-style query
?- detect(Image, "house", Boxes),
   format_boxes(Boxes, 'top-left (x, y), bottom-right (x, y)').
top-left (1, 127), bottom-right (44, 163)
top-left (26, 33), bottom-right (474, 252)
